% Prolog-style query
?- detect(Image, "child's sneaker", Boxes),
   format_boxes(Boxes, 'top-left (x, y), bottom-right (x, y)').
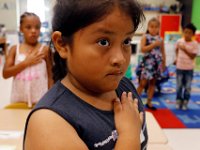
top-left (182, 100), bottom-right (188, 110)
top-left (176, 100), bottom-right (182, 109)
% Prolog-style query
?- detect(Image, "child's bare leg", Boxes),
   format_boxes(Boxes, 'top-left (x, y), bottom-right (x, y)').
top-left (146, 78), bottom-right (157, 110)
top-left (137, 78), bottom-right (148, 95)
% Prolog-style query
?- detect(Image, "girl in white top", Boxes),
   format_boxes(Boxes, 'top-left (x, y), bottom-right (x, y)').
top-left (3, 12), bottom-right (53, 108)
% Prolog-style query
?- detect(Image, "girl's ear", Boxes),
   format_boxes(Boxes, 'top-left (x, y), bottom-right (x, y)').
top-left (51, 31), bottom-right (69, 59)
top-left (20, 25), bottom-right (23, 33)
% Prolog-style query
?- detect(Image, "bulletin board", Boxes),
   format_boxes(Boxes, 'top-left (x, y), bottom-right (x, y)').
top-left (159, 14), bottom-right (182, 38)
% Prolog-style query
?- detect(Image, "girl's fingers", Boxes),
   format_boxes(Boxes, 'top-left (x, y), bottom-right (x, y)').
top-left (121, 92), bottom-right (127, 104)
top-left (139, 112), bottom-right (144, 125)
top-left (121, 92), bottom-right (139, 109)
top-left (133, 98), bottom-right (139, 110)
top-left (113, 98), bottom-right (122, 113)
top-left (128, 92), bottom-right (137, 108)
top-left (127, 92), bottom-right (132, 102)
top-left (37, 53), bottom-right (45, 59)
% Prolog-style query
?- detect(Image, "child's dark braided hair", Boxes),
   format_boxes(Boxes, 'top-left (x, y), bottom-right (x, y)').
top-left (20, 12), bottom-right (40, 25)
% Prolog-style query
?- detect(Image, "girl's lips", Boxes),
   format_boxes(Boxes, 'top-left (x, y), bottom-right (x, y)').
top-left (31, 36), bottom-right (37, 38)
top-left (107, 71), bottom-right (123, 76)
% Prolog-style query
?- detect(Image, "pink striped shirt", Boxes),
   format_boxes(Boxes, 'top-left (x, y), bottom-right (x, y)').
top-left (175, 38), bottom-right (199, 70)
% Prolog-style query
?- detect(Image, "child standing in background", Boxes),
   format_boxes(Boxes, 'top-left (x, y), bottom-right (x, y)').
top-left (137, 18), bottom-right (166, 110)
top-left (23, 0), bottom-right (148, 149)
top-left (3, 12), bottom-right (53, 108)
top-left (175, 23), bottom-right (198, 110)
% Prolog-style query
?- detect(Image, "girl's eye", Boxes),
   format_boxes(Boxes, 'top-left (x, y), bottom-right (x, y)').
top-left (97, 39), bottom-right (110, 47)
top-left (26, 26), bottom-right (31, 29)
top-left (36, 26), bottom-right (40, 30)
top-left (124, 38), bottom-right (132, 46)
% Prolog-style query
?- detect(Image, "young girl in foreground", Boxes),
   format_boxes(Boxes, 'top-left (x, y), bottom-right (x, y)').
top-left (137, 18), bottom-right (166, 110)
top-left (3, 12), bottom-right (53, 108)
top-left (24, 0), bottom-right (148, 149)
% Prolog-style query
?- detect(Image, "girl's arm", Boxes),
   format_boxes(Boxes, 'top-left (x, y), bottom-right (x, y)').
top-left (24, 109), bottom-right (89, 150)
top-left (174, 41), bottom-right (179, 65)
top-left (43, 46), bottom-right (54, 88)
top-left (3, 45), bottom-right (28, 79)
top-left (3, 45), bottom-right (45, 79)
top-left (178, 43), bottom-right (198, 59)
top-left (140, 34), bottom-right (162, 53)
top-left (161, 39), bottom-right (166, 69)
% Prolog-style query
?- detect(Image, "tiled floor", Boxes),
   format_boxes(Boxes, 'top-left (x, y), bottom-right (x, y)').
top-left (0, 55), bottom-right (200, 150)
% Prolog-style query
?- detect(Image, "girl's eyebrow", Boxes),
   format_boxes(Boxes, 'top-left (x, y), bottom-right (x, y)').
top-left (92, 28), bottom-right (135, 36)
top-left (92, 28), bottom-right (115, 35)
top-left (127, 30), bottom-right (135, 35)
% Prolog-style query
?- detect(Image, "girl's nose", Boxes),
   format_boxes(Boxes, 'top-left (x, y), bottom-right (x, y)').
top-left (110, 47), bottom-right (126, 67)
top-left (31, 28), bottom-right (37, 33)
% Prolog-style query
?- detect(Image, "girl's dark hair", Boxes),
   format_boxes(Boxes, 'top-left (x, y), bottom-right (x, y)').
top-left (184, 23), bottom-right (197, 34)
top-left (52, 0), bottom-right (145, 82)
top-left (20, 12), bottom-right (41, 25)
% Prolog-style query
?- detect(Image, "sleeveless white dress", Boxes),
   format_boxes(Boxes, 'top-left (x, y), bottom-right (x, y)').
top-left (11, 45), bottom-right (48, 107)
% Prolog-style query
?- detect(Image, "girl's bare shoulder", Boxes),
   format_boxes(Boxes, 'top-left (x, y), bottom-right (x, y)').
top-left (7, 45), bottom-right (17, 55)
top-left (25, 109), bottom-right (88, 150)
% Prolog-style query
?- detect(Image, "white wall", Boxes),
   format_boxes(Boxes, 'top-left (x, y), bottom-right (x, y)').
top-left (0, 0), bottom-right (56, 31)
top-left (0, 0), bottom-right (17, 31)
top-left (18, 0), bottom-right (56, 30)
top-left (136, 11), bottom-right (160, 34)
top-left (136, 0), bottom-right (177, 34)
top-left (0, 0), bottom-right (176, 32)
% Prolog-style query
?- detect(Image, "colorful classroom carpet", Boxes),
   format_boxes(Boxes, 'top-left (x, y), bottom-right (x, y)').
top-left (132, 65), bottom-right (200, 128)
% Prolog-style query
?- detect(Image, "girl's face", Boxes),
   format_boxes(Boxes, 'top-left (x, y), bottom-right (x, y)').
top-left (148, 20), bottom-right (159, 36)
top-left (20, 16), bottom-right (41, 45)
top-left (183, 28), bottom-right (194, 42)
top-left (63, 7), bottom-right (134, 93)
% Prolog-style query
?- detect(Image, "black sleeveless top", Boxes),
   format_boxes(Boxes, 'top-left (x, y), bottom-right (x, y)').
top-left (23, 77), bottom-right (148, 150)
